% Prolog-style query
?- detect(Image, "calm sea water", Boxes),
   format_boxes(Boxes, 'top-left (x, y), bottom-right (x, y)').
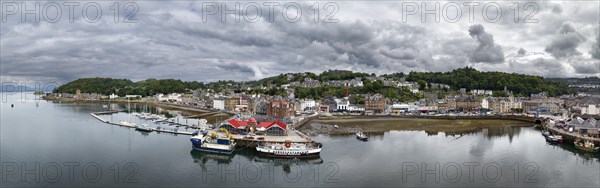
top-left (1, 93), bottom-right (599, 187)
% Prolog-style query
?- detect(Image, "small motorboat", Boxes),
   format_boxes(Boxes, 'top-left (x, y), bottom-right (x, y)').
top-left (356, 131), bottom-right (368, 141)
top-left (546, 135), bottom-right (560, 144)
top-left (135, 124), bottom-right (153, 132)
top-left (542, 131), bottom-right (551, 137)
top-left (542, 131), bottom-right (563, 144)
top-left (574, 139), bottom-right (600, 153)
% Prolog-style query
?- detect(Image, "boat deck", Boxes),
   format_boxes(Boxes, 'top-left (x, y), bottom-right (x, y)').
top-left (210, 129), bottom-right (314, 143)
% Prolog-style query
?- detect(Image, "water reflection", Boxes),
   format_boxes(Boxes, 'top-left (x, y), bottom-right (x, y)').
top-left (190, 148), bottom-right (324, 174)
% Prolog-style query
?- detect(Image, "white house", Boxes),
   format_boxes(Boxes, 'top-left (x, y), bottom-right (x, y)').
top-left (582, 104), bottom-right (599, 115)
top-left (213, 99), bottom-right (225, 110)
top-left (481, 98), bottom-right (490, 109)
top-left (576, 96), bottom-right (600, 115)
top-left (157, 93), bottom-right (182, 102)
top-left (125, 95), bottom-right (142, 98)
top-left (334, 98), bottom-right (349, 111)
top-left (300, 99), bottom-right (316, 111)
top-left (348, 105), bottom-right (365, 112)
top-left (109, 93), bottom-right (118, 99)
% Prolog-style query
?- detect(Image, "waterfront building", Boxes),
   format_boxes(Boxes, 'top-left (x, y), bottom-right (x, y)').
top-left (157, 93), bottom-right (182, 102)
top-left (576, 96), bottom-right (600, 115)
top-left (181, 94), bottom-right (196, 105)
top-left (319, 105), bottom-right (330, 113)
top-left (391, 103), bottom-right (418, 114)
top-left (266, 99), bottom-right (295, 118)
top-left (219, 118), bottom-right (288, 136)
top-left (347, 104), bottom-right (365, 114)
top-left (334, 98), bottom-right (349, 112)
top-left (213, 98), bottom-right (225, 110)
top-left (455, 96), bottom-right (480, 112)
top-left (225, 97), bottom-right (240, 111)
top-left (321, 97), bottom-right (338, 112)
top-left (365, 94), bottom-right (386, 114)
top-left (125, 95), bottom-right (142, 98)
top-left (487, 95), bottom-right (522, 114)
top-left (481, 98), bottom-right (490, 109)
top-left (299, 99), bottom-right (316, 111)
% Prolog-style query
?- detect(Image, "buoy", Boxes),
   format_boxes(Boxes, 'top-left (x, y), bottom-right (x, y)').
top-left (11, 104), bottom-right (14, 108)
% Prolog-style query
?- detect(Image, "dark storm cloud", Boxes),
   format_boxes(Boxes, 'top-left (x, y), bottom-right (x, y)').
top-left (216, 62), bottom-right (256, 75)
top-left (545, 22), bottom-right (586, 58)
top-left (467, 24), bottom-right (505, 64)
top-left (558, 22), bottom-right (576, 34)
top-left (380, 48), bottom-right (417, 60)
top-left (568, 57), bottom-right (600, 74)
top-left (517, 48), bottom-right (527, 56)
top-left (591, 29), bottom-right (600, 59)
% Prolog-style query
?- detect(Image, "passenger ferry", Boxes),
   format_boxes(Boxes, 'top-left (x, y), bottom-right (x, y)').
top-left (256, 141), bottom-right (322, 158)
top-left (190, 129), bottom-right (236, 154)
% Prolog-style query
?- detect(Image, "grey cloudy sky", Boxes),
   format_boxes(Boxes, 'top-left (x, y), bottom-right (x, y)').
top-left (1, 1), bottom-right (599, 84)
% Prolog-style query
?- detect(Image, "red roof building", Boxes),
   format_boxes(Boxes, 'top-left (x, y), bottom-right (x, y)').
top-left (219, 118), bottom-right (287, 136)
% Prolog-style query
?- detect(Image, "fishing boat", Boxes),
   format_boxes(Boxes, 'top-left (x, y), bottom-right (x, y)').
top-left (574, 139), bottom-right (600, 152)
top-left (256, 141), bottom-right (322, 158)
top-left (356, 131), bottom-right (368, 141)
top-left (135, 124), bottom-right (153, 132)
top-left (542, 131), bottom-right (563, 144)
top-left (190, 128), bottom-right (236, 154)
top-left (546, 135), bottom-right (560, 144)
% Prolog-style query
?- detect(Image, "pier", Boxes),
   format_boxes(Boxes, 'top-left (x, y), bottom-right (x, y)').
top-left (543, 123), bottom-right (600, 144)
top-left (89, 111), bottom-right (315, 145)
top-left (90, 112), bottom-right (194, 135)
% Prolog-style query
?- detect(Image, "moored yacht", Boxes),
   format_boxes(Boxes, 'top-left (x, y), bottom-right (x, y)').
top-left (135, 124), bottom-right (153, 132)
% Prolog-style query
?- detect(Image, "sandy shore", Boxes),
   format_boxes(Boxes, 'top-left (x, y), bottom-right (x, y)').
top-left (301, 118), bottom-right (534, 136)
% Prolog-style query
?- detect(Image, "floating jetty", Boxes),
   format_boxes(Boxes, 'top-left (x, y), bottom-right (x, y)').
top-left (90, 112), bottom-right (194, 135)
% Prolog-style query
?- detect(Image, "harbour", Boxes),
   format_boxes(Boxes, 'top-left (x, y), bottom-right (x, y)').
top-left (2, 93), bottom-right (599, 187)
